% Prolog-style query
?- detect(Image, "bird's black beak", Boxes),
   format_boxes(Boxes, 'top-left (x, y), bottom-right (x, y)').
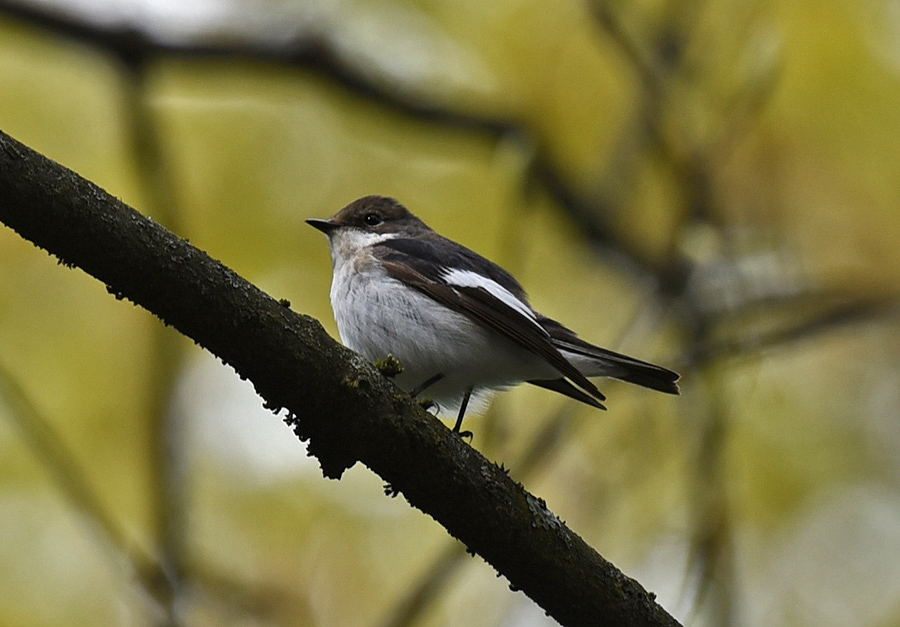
top-left (306, 218), bottom-right (340, 234)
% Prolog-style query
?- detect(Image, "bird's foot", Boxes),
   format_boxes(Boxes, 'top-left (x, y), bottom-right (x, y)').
top-left (452, 428), bottom-right (473, 441)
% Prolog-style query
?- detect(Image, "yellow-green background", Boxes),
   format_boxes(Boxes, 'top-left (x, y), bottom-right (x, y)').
top-left (1, 1), bottom-right (900, 625)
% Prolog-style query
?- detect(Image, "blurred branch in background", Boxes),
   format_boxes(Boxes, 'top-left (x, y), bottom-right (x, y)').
top-left (0, 361), bottom-right (173, 614)
top-left (0, 0), bottom-right (671, 280)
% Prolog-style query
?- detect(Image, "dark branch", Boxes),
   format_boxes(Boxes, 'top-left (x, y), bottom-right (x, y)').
top-left (0, 130), bottom-right (680, 626)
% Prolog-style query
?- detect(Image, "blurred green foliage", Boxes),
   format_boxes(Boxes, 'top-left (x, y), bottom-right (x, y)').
top-left (1, 0), bottom-right (900, 625)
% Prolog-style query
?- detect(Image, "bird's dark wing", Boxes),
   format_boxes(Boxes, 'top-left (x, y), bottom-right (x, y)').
top-left (375, 239), bottom-right (606, 404)
top-left (377, 237), bottom-right (530, 301)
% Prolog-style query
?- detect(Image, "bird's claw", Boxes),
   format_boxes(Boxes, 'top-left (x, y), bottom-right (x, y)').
top-left (453, 429), bottom-right (473, 441)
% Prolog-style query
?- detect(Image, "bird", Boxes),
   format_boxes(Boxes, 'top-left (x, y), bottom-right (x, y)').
top-left (307, 195), bottom-right (678, 434)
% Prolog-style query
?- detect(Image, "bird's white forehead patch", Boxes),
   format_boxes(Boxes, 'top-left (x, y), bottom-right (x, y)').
top-left (441, 268), bottom-right (542, 327)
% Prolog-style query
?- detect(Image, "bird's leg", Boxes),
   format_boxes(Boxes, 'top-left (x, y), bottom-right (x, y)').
top-left (452, 387), bottom-right (474, 439)
top-left (409, 372), bottom-right (445, 398)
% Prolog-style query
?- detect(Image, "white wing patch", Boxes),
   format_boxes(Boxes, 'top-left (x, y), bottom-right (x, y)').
top-left (441, 268), bottom-right (546, 333)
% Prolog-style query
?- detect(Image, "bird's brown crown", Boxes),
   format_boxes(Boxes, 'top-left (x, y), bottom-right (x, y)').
top-left (330, 196), bottom-right (431, 235)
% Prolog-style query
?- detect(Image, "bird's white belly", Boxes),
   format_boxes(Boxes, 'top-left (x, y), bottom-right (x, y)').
top-left (330, 263), bottom-right (555, 414)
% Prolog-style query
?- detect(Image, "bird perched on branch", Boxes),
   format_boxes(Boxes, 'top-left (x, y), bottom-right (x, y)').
top-left (308, 196), bottom-right (679, 435)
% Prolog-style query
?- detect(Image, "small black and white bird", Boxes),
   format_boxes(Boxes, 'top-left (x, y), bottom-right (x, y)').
top-left (308, 196), bottom-right (678, 434)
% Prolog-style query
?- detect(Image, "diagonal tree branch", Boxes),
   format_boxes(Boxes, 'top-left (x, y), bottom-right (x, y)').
top-left (0, 130), bottom-right (681, 626)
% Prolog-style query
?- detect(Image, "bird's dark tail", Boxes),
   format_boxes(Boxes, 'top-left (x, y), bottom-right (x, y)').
top-left (539, 317), bottom-right (680, 395)
top-left (588, 347), bottom-right (680, 394)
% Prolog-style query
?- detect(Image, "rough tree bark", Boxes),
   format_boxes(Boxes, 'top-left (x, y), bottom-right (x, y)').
top-left (0, 130), bottom-right (681, 627)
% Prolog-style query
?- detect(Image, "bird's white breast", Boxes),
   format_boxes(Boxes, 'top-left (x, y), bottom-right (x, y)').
top-left (326, 234), bottom-right (556, 414)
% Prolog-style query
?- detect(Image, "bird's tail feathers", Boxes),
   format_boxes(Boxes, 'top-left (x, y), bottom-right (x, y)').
top-left (534, 316), bottom-right (680, 395)
top-left (551, 336), bottom-right (680, 395)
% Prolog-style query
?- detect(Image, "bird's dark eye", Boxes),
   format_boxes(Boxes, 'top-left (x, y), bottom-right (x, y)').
top-left (363, 212), bottom-right (382, 227)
